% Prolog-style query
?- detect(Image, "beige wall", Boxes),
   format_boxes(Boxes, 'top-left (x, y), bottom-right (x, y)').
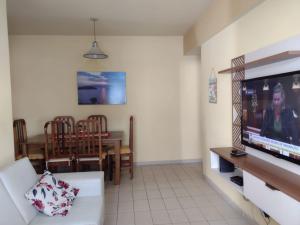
top-left (0, 0), bottom-right (14, 168)
top-left (9, 35), bottom-right (201, 163)
top-left (183, 0), bottom-right (264, 54)
top-left (199, 0), bottom-right (300, 224)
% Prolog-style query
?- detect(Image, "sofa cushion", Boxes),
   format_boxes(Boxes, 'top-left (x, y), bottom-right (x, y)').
top-left (39, 171), bottom-right (80, 201)
top-left (0, 181), bottom-right (27, 225)
top-left (0, 157), bottom-right (38, 224)
top-left (30, 196), bottom-right (104, 225)
top-left (25, 182), bottom-right (72, 216)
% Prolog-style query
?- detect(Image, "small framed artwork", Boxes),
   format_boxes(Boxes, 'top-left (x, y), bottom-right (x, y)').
top-left (209, 68), bottom-right (217, 103)
top-left (77, 71), bottom-right (126, 105)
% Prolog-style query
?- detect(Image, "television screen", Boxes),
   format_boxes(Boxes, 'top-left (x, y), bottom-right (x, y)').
top-left (241, 70), bottom-right (300, 165)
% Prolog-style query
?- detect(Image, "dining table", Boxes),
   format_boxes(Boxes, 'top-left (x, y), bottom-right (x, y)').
top-left (27, 131), bottom-right (123, 185)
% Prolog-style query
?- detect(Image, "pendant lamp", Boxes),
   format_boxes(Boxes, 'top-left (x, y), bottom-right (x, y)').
top-left (83, 18), bottom-right (108, 59)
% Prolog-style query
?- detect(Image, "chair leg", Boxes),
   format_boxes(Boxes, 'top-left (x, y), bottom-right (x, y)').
top-left (76, 160), bottom-right (80, 172)
top-left (109, 156), bottom-right (114, 181)
top-left (130, 153), bottom-right (133, 179)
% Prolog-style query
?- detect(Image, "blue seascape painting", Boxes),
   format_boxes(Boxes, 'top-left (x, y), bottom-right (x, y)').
top-left (77, 71), bottom-right (126, 105)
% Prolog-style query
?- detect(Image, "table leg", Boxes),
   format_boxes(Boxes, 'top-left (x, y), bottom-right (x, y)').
top-left (114, 140), bottom-right (121, 185)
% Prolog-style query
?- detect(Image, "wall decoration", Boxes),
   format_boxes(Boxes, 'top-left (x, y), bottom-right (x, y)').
top-left (77, 71), bottom-right (126, 105)
top-left (208, 68), bottom-right (217, 103)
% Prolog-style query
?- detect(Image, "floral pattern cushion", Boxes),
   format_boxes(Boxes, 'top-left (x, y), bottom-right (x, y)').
top-left (25, 171), bottom-right (79, 216)
top-left (25, 181), bottom-right (72, 216)
top-left (39, 171), bottom-right (79, 201)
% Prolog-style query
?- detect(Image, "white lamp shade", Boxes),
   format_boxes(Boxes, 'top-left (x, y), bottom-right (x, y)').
top-left (83, 41), bottom-right (108, 59)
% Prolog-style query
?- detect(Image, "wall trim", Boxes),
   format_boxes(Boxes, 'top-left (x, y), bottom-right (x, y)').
top-left (135, 158), bottom-right (202, 166)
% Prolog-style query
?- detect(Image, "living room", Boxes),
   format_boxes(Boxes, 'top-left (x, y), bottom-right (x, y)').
top-left (1, 1), bottom-right (300, 225)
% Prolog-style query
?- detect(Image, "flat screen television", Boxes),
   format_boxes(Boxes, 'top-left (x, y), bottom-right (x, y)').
top-left (241, 70), bottom-right (300, 165)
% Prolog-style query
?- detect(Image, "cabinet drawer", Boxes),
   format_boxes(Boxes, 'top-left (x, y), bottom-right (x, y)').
top-left (243, 171), bottom-right (300, 225)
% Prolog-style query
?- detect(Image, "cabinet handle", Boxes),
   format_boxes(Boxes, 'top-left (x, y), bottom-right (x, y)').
top-left (265, 183), bottom-right (278, 191)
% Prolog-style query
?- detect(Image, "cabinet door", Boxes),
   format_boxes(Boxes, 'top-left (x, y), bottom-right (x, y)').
top-left (243, 171), bottom-right (300, 225)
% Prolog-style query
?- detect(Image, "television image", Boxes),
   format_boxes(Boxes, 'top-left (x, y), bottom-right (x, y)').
top-left (77, 71), bottom-right (126, 105)
top-left (241, 70), bottom-right (300, 165)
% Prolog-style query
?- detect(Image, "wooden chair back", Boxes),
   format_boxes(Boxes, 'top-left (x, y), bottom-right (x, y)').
top-left (13, 119), bottom-right (28, 158)
top-left (75, 119), bottom-right (103, 159)
top-left (54, 116), bottom-right (76, 133)
top-left (44, 120), bottom-right (73, 161)
top-left (129, 116), bottom-right (134, 152)
top-left (87, 115), bottom-right (108, 133)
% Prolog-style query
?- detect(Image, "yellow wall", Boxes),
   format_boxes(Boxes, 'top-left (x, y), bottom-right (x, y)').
top-left (9, 35), bottom-right (201, 163)
top-left (183, 0), bottom-right (263, 54)
top-left (200, 0), bottom-right (300, 224)
top-left (0, 0), bottom-right (14, 168)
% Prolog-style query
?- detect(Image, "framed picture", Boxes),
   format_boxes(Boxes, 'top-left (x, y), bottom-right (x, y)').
top-left (77, 71), bottom-right (126, 105)
top-left (209, 69), bottom-right (217, 103)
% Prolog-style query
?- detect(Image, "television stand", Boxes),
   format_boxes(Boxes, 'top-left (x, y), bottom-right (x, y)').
top-left (210, 147), bottom-right (300, 225)
top-left (230, 175), bottom-right (243, 186)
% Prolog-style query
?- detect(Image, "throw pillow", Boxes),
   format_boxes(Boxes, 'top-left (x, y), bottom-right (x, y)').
top-left (25, 171), bottom-right (79, 216)
top-left (25, 182), bottom-right (72, 216)
top-left (39, 171), bottom-right (80, 201)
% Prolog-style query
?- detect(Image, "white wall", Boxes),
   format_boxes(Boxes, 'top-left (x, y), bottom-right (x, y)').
top-left (199, 0), bottom-right (300, 224)
top-left (9, 35), bottom-right (201, 163)
top-left (0, 0), bottom-right (14, 168)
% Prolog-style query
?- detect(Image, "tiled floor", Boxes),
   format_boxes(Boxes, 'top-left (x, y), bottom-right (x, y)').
top-left (104, 163), bottom-right (257, 225)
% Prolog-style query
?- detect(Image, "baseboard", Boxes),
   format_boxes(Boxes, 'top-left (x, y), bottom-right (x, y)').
top-left (204, 174), bottom-right (258, 225)
top-left (134, 158), bottom-right (202, 166)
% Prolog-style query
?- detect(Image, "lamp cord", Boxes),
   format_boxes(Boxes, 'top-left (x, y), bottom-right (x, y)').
top-left (93, 19), bottom-right (96, 42)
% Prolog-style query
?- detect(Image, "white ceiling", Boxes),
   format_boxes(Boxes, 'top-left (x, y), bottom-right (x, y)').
top-left (7, 0), bottom-right (211, 35)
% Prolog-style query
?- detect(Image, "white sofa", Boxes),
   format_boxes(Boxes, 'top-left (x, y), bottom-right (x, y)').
top-left (0, 157), bottom-right (104, 225)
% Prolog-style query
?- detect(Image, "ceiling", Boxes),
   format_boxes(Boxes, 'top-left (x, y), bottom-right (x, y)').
top-left (7, 0), bottom-right (211, 36)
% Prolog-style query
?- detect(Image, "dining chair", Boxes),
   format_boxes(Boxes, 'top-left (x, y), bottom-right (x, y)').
top-left (87, 115), bottom-right (108, 133)
top-left (44, 120), bottom-right (74, 172)
top-left (54, 116), bottom-right (76, 134)
top-left (109, 116), bottom-right (134, 179)
top-left (13, 119), bottom-right (45, 172)
top-left (75, 119), bottom-right (107, 172)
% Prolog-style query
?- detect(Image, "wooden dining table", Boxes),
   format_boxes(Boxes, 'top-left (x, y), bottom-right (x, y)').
top-left (27, 131), bottom-right (123, 185)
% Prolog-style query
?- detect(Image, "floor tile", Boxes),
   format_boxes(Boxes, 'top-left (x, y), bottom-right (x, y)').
top-left (117, 212), bottom-right (135, 225)
top-left (167, 209), bottom-right (189, 223)
top-left (118, 201), bottom-right (134, 213)
top-left (159, 188), bottom-right (176, 198)
top-left (200, 206), bottom-right (224, 221)
top-left (173, 187), bottom-right (190, 197)
top-left (178, 197), bottom-right (198, 209)
top-left (191, 222), bottom-right (210, 225)
top-left (133, 190), bottom-right (148, 200)
top-left (104, 163), bottom-right (257, 225)
top-left (163, 197), bottom-right (181, 210)
top-left (149, 199), bottom-right (166, 210)
top-left (104, 214), bottom-right (117, 225)
top-left (184, 208), bottom-right (205, 222)
top-left (106, 203), bottom-right (118, 214)
top-left (134, 199), bottom-right (150, 211)
top-left (135, 211), bottom-right (153, 225)
top-left (151, 210), bottom-right (171, 225)
top-left (147, 189), bottom-right (162, 199)
top-left (208, 221), bottom-right (228, 225)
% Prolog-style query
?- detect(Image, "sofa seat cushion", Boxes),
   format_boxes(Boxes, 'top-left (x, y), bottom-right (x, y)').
top-left (30, 196), bottom-right (103, 225)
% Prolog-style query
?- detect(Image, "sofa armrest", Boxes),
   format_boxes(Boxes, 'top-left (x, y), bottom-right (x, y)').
top-left (54, 171), bottom-right (104, 197)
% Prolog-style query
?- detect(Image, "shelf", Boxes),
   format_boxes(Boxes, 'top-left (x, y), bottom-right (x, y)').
top-left (218, 51), bottom-right (300, 74)
top-left (211, 168), bottom-right (244, 194)
top-left (210, 147), bottom-right (300, 202)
